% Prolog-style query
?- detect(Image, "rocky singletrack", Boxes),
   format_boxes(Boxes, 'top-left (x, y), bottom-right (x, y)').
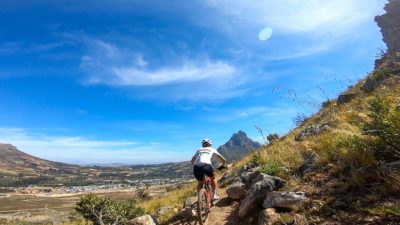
top-left (168, 185), bottom-right (241, 225)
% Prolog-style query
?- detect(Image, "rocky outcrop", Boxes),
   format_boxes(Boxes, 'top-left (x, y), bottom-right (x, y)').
top-left (226, 182), bottom-right (246, 200)
top-left (375, 0), bottom-right (400, 60)
top-left (127, 215), bottom-right (157, 225)
top-left (295, 123), bottom-right (331, 141)
top-left (298, 154), bottom-right (317, 177)
top-left (238, 174), bottom-right (285, 218)
top-left (263, 192), bottom-right (307, 210)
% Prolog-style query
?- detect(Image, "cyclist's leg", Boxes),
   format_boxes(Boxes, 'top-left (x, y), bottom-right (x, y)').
top-left (193, 165), bottom-right (205, 191)
top-left (203, 165), bottom-right (218, 198)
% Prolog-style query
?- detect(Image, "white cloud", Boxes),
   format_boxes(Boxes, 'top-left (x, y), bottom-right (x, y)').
top-left (110, 60), bottom-right (235, 86)
top-left (0, 127), bottom-right (186, 164)
top-left (82, 41), bottom-right (236, 86)
top-left (206, 0), bottom-right (384, 36)
top-left (80, 40), bottom-right (244, 101)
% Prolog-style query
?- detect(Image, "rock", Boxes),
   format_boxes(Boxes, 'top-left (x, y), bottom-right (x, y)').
top-left (226, 182), bottom-right (246, 200)
top-left (127, 215), bottom-right (157, 225)
top-left (337, 92), bottom-right (357, 105)
top-left (263, 191), bottom-right (307, 210)
top-left (155, 206), bottom-right (178, 217)
top-left (294, 214), bottom-right (308, 225)
top-left (176, 208), bottom-right (196, 219)
top-left (294, 123), bottom-right (331, 141)
top-left (239, 175), bottom-right (286, 218)
top-left (361, 77), bottom-right (380, 92)
top-left (258, 208), bottom-right (280, 225)
top-left (298, 154), bottom-right (317, 177)
top-left (218, 169), bottom-right (238, 188)
top-left (375, 0), bottom-right (400, 58)
top-left (183, 197), bottom-right (197, 209)
top-left (239, 167), bottom-right (261, 189)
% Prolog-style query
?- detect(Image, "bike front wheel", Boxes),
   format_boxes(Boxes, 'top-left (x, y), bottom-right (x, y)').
top-left (197, 188), bottom-right (210, 225)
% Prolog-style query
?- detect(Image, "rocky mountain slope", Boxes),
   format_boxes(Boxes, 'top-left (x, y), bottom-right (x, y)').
top-left (217, 131), bottom-right (261, 163)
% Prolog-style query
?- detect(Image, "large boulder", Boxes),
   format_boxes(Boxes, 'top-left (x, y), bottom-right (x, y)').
top-left (298, 154), bottom-right (317, 177)
top-left (258, 208), bottom-right (280, 225)
top-left (263, 191), bottom-right (307, 210)
top-left (226, 182), bottom-right (246, 200)
top-left (239, 175), bottom-right (286, 218)
top-left (294, 123), bottom-right (331, 141)
top-left (127, 215), bottom-right (157, 225)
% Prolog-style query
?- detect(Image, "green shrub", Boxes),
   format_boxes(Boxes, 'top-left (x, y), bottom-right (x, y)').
top-left (267, 133), bottom-right (279, 144)
top-left (259, 160), bottom-right (281, 176)
top-left (75, 194), bottom-right (144, 225)
top-left (363, 97), bottom-right (400, 161)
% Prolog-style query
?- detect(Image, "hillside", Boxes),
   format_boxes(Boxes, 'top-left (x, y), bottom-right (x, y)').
top-left (0, 144), bottom-right (193, 187)
top-left (131, 1), bottom-right (400, 224)
top-left (217, 131), bottom-right (261, 163)
top-left (0, 130), bottom-right (256, 187)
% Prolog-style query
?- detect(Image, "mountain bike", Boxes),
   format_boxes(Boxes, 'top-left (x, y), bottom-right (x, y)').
top-left (197, 175), bottom-right (213, 225)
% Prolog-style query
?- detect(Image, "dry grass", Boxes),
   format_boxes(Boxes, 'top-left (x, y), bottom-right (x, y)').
top-left (138, 182), bottom-right (197, 223)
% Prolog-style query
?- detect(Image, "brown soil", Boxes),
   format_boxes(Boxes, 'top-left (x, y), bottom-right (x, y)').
top-left (168, 184), bottom-right (244, 225)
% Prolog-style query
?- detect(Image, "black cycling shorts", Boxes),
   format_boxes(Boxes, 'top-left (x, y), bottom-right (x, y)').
top-left (193, 164), bottom-right (214, 181)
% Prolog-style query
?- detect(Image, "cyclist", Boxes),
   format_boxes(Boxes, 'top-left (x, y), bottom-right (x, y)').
top-left (191, 138), bottom-right (226, 200)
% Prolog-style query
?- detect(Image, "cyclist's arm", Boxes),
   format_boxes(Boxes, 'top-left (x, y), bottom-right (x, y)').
top-left (213, 150), bottom-right (226, 166)
top-left (191, 153), bottom-right (197, 166)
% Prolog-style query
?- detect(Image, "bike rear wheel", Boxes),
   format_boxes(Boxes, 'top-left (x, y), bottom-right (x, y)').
top-left (197, 188), bottom-right (210, 225)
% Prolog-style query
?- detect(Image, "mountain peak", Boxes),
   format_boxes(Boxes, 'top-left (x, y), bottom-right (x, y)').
top-left (217, 131), bottom-right (261, 163)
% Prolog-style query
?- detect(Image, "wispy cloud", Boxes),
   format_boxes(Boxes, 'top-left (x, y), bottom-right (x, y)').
top-left (0, 127), bottom-right (186, 164)
top-left (80, 40), bottom-right (245, 101)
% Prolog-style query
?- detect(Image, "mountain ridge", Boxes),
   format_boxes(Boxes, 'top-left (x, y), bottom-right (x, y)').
top-left (217, 130), bottom-right (261, 163)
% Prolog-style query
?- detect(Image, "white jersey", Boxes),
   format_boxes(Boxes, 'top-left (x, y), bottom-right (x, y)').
top-left (193, 147), bottom-right (223, 166)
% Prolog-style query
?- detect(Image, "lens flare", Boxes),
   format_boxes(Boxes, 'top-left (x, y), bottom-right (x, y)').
top-left (258, 27), bottom-right (273, 41)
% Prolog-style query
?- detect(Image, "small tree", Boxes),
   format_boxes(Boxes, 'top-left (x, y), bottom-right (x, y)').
top-left (75, 194), bottom-right (144, 225)
top-left (267, 133), bottom-right (279, 144)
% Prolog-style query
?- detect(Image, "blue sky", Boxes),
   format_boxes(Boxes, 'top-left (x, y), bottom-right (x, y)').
top-left (0, 0), bottom-right (387, 164)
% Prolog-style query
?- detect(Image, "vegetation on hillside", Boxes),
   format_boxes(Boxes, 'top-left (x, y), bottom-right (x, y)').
top-left (232, 63), bottom-right (400, 223)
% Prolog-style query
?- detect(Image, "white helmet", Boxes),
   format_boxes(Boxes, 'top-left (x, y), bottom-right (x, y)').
top-left (202, 138), bottom-right (212, 147)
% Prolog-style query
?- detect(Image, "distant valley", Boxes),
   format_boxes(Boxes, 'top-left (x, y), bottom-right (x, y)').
top-left (0, 131), bottom-right (260, 187)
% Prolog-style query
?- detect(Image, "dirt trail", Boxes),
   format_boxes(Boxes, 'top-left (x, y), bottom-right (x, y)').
top-left (169, 184), bottom-right (241, 225)
top-left (206, 187), bottom-right (240, 225)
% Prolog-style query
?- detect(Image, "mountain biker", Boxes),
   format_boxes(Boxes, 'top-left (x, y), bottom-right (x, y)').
top-left (191, 138), bottom-right (226, 200)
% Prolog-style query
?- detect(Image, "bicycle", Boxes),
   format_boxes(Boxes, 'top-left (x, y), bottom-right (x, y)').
top-left (197, 175), bottom-right (213, 225)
